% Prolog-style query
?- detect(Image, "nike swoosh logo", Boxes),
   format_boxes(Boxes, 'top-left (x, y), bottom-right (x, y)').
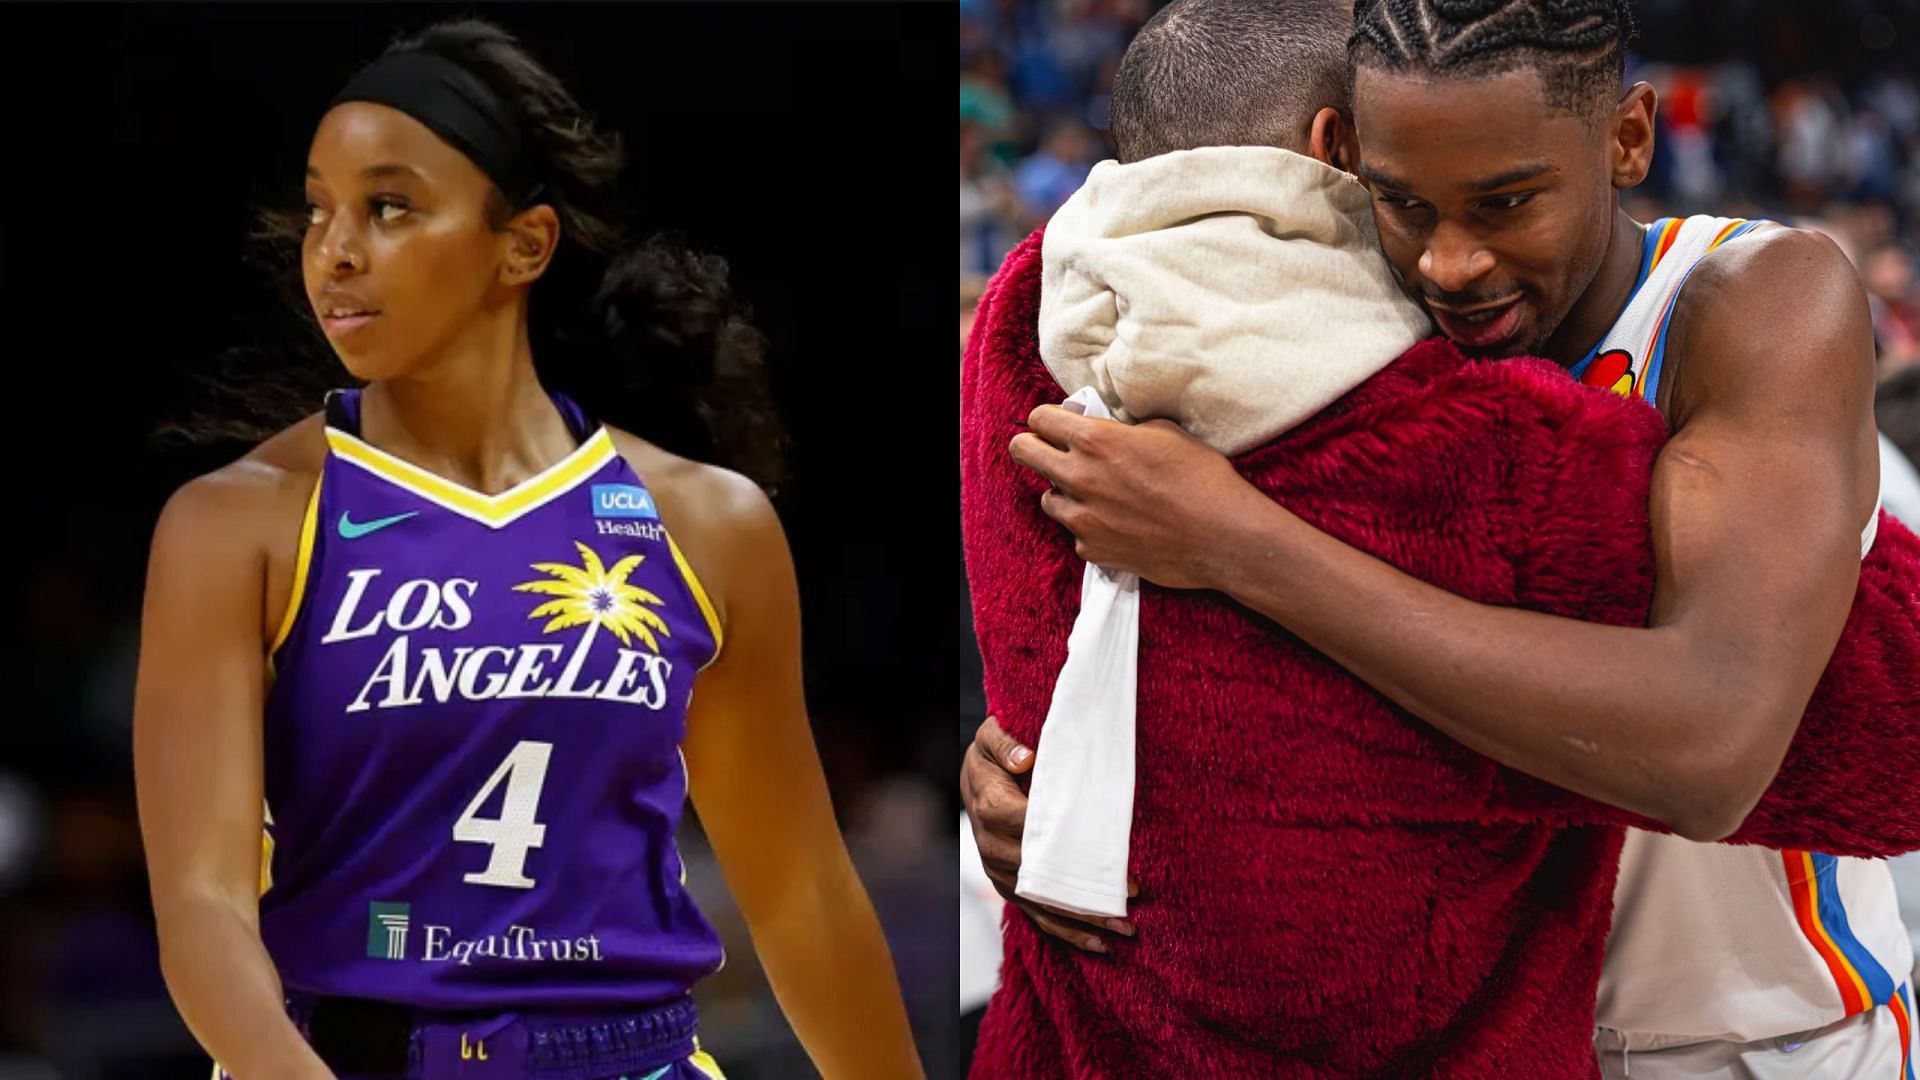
top-left (337, 510), bottom-right (418, 539)
top-left (634, 1068), bottom-right (671, 1080)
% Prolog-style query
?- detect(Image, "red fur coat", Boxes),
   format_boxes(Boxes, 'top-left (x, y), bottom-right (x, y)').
top-left (962, 230), bottom-right (1920, 1078)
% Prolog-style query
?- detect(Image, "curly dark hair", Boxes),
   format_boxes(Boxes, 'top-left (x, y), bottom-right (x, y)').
top-left (164, 17), bottom-right (788, 492)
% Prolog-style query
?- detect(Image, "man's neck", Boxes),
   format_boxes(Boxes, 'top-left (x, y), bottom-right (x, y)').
top-left (1538, 208), bottom-right (1650, 368)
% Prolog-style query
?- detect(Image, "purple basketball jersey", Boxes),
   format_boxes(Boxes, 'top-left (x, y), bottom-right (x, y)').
top-left (260, 390), bottom-right (724, 1010)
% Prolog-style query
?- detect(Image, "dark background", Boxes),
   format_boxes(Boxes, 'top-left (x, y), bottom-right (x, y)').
top-left (0, 4), bottom-right (955, 1079)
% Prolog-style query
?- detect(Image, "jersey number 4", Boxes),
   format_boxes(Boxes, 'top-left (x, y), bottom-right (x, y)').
top-left (454, 740), bottom-right (553, 889)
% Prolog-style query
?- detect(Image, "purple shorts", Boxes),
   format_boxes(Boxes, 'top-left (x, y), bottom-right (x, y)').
top-left (217, 993), bottom-right (724, 1080)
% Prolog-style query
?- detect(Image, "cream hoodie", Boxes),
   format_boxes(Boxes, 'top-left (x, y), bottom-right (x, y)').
top-left (1039, 144), bottom-right (1429, 455)
top-left (1015, 146), bottom-right (1430, 919)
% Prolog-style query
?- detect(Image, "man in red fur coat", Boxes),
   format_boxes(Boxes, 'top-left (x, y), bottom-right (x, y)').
top-left (963, 0), bottom-right (1920, 1076)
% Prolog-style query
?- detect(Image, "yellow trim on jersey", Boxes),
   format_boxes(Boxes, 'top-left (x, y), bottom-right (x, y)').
top-left (667, 533), bottom-right (725, 665)
top-left (269, 473), bottom-right (324, 655)
top-left (324, 426), bottom-right (617, 528)
top-left (688, 1043), bottom-right (727, 1079)
top-left (260, 800), bottom-right (275, 897)
top-left (260, 830), bottom-right (274, 896)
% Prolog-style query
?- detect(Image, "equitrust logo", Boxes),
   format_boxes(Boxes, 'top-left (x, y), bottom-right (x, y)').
top-left (368, 901), bottom-right (411, 960)
top-left (364, 901), bottom-right (607, 967)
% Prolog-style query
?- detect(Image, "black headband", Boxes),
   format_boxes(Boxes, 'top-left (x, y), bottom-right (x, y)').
top-left (330, 51), bottom-right (541, 203)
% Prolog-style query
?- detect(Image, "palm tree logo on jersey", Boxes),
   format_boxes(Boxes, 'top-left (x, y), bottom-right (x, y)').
top-left (513, 541), bottom-right (672, 654)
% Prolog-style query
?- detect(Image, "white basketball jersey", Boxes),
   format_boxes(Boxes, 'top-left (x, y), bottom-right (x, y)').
top-left (1576, 216), bottom-right (1913, 1043)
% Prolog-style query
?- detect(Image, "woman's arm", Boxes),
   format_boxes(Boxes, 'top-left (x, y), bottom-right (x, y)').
top-left (678, 469), bottom-right (922, 1080)
top-left (133, 468), bottom-right (333, 1080)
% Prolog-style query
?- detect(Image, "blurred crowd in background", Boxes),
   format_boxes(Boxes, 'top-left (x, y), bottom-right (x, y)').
top-left (957, 0), bottom-right (1920, 588)
top-left (959, 0), bottom-right (1920, 1046)
top-left (960, 0), bottom-right (1920, 398)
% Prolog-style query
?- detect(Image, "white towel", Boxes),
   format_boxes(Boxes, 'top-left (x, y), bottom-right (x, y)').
top-left (1016, 147), bottom-right (1428, 919)
top-left (1014, 388), bottom-right (1139, 919)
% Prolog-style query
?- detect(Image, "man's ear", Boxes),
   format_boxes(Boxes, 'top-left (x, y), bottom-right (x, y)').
top-left (1307, 107), bottom-right (1360, 174)
top-left (1609, 82), bottom-right (1657, 191)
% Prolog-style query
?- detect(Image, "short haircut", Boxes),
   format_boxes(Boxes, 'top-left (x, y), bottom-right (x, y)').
top-left (1110, 0), bottom-right (1356, 164)
top-left (1348, 0), bottom-right (1636, 118)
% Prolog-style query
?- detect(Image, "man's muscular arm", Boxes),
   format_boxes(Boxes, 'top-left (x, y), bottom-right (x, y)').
top-left (1014, 228), bottom-right (1878, 841)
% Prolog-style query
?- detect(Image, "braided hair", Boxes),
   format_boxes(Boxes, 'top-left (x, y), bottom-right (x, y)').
top-left (165, 18), bottom-right (788, 493)
top-left (1348, 0), bottom-right (1637, 116)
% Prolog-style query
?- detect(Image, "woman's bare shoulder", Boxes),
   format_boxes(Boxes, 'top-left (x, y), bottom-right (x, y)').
top-left (602, 426), bottom-right (777, 540)
top-left (153, 412), bottom-right (329, 559)
top-left (601, 427), bottom-right (784, 630)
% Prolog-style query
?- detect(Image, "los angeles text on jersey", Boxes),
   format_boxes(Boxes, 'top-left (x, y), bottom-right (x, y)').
top-left (320, 568), bottom-right (676, 714)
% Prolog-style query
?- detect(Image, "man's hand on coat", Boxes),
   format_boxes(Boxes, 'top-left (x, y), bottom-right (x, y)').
top-left (1010, 405), bottom-right (1257, 590)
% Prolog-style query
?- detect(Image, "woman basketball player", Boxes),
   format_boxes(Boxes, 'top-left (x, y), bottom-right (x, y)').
top-left (132, 19), bottom-right (919, 1080)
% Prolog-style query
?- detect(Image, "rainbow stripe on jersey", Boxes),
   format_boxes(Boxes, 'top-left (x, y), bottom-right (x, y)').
top-left (1587, 217), bottom-right (1914, 1052)
top-left (1567, 215), bottom-right (1762, 406)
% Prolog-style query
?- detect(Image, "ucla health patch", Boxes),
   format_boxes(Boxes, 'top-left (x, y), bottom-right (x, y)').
top-left (592, 484), bottom-right (658, 520)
